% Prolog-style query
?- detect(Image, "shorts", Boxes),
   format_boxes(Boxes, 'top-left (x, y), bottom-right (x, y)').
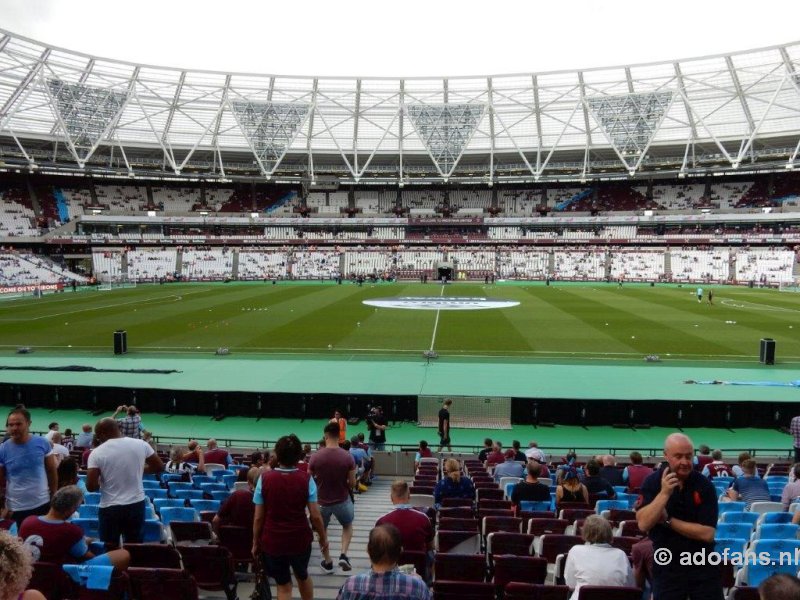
top-left (262, 548), bottom-right (311, 586)
top-left (319, 499), bottom-right (354, 528)
top-left (439, 434), bottom-right (451, 446)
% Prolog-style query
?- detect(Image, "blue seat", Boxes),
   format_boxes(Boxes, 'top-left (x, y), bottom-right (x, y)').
top-left (749, 539), bottom-right (800, 556)
top-left (753, 523), bottom-right (800, 541)
top-left (759, 512), bottom-right (794, 525)
top-left (765, 476), bottom-right (789, 484)
top-left (83, 493), bottom-right (101, 505)
top-left (191, 475), bottom-right (214, 489)
top-left (145, 488), bottom-right (168, 501)
top-left (72, 518), bottom-right (100, 538)
top-left (714, 537), bottom-right (747, 556)
top-left (140, 519), bottom-right (163, 543)
top-left (160, 507), bottom-right (198, 527)
top-left (715, 476), bottom-right (735, 486)
top-left (221, 474), bottom-right (238, 489)
top-left (77, 504), bottom-right (99, 519)
top-left (209, 490), bottom-right (231, 502)
top-left (189, 499), bottom-right (221, 513)
top-left (153, 498), bottom-right (186, 515)
top-left (504, 482), bottom-right (518, 499)
top-left (519, 500), bottom-right (552, 512)
top-left (613, 486), bottom-right (627, 494)
top-left (167, 482), bottom-right (194, 497)
top-left (199, 483), bottom-right (228, 494)
top-left (737, 556), bottom-right (800, 586)
top-left (143, 473), bottom-right (158, 481)
top-left (718, 502), bottom-right (746, 514)
top-left (615, 494), bottom-right (638, 509)
top-left (160, 473), bottom-right (186, 485)
top-left (174, 490), bottom-right (204, 500)
top-left (596, 499), bottom-right (630, 514)
top-left (716, 522), bottom-right (754, 539)
top-left (720, 512), bottom-right (759, 526)
top-left (211, 469), bottom-right (235, 480)
top-left (141, 480), bottom-right (161, 490)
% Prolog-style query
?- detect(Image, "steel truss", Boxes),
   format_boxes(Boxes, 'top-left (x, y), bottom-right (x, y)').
top-left (0, 28), bottom-right (798, 182)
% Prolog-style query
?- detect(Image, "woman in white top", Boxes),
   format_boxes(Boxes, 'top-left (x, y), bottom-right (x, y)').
top-left (564, 514), bottom-right (634, 600)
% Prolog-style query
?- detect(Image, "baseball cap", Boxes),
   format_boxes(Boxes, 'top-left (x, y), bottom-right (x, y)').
top-left (526, 448), bottom-right (546, 462)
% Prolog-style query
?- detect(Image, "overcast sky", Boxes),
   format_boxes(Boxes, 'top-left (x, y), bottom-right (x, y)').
top-left (1, 0), bottom-right (799, 77)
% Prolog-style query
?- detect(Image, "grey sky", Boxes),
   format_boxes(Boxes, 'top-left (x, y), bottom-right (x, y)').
top-left (1, 0), bottom-right (799, 77)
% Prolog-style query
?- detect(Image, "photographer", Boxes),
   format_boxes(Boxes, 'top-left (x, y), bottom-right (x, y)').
top-left (111, 405), bottom-right (142, 439)
top-left (367, 406), bottom-right (387, 452)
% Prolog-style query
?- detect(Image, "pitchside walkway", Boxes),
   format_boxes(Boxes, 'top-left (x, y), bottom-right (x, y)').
top-left (1, 353), bottom-right (799, 402)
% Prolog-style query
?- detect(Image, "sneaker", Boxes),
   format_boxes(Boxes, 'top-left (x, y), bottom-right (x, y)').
top-left (338, 554), bottom-right (352, 571)
top-left (320, 560), bottom-right (334, 574)
top-left (358, 483), bottom-right (368, 493)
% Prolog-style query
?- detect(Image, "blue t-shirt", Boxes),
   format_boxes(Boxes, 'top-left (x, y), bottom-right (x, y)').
top-left (0, 435), bottom-right (52, 511)
top-left (350, 447), bottom-right (368, 469)
top-left (731, 476), bottom-right (771, 508)
top-left (252, 468), bottom-right (317, 504)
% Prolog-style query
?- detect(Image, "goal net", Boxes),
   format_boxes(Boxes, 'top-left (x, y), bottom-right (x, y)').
top-left (778, 277), bottom-right (800, 292)
top-left (97, 276), bottom-right (137, 291)
top-left (417, 395), bottom-right (512, 430)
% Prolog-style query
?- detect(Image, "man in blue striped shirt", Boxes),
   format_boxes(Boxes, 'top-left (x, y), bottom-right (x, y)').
top-left (337, 524), bottom-right (430, 600)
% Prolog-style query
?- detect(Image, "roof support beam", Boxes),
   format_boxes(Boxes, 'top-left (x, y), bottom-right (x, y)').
top-left (577, 71), bottom-right (592, 177)
top-left (487, 77), bottom-right (495, 183)
top-left (532, 75), bottom-right (543, 175)
top-left (353, 79), bottom-right (361, 177)
top-left (673, 62), bottom-right (698, 142)
top-left (0, 47), bottom-right (50, 121)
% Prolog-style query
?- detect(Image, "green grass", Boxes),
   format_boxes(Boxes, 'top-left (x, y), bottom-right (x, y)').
top-left (1, 281), bottom-right (800, 362)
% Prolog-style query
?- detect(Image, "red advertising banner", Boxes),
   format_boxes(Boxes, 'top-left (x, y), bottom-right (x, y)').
top-left (0, 283), bottom-right (64, 295)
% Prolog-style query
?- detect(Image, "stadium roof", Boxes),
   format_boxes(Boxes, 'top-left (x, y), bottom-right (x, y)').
top-left (0, 28), bottom-right (799, 184)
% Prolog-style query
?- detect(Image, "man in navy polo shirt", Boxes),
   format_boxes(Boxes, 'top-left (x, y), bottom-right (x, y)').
top-left (637, 433), bottom-right (723, 600)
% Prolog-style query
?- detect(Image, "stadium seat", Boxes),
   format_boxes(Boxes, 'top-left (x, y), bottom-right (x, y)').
top-left (482, 516), bottom-right (522, 537)
top-left (433, 581), bottom-right (495, 600)
top-left (504, 582), bottom-right (570, 600)
top-left (140, 520), bottom-right (164, 543)
top-left (717, 502), bottom-right (747, 515)
top-left (409, 493), bottom-right (435, 508)
top-left (438, 507), bottom-right (474, 520)
top-left (83, 493), bottom-right (102, 505)
top-left (71, 518), bottom-right (100, 539)
top-left (520, 500), bottom-right (553, 512)
top-left (217, 526), bottom-right (254, 566)
top-left (77, 504), bottom-right (99, 518)
top-left (198, 483), bottom-right (228, 494)
top-left (174, 489), bottom-right (204, 501)
top-left (527, 518), bottom-right (570, 537)
top-left (209, 490), bottom-right (231, 502)
top-left (188, 499), bottom-right (220, 513)
top-left (577, 587), bottom-right (642, 600)
top-left (141, 480), bottom-right (161, 490)
top-left (29, 561), bottom-right (79, 600)
top-left (68, 568), bottom-right (131, 600)
top-left (176, 545), bottom-right (238, 600)
top-left (441, 498), bottom-right (473, 508)
top-left (169, 521), bottom-right (214, 545)
top-left (751, 523), bottom-right (799, 541)
top-left (595, 499), bottom-right (629, 514)
top-left (167, 482), bottom-right (194, 497)
top-left (439, 517), bottom-right (479, 532)
top-left (124, 543), bottom-right (182, 569)
top-left (399, 549), bottom-right (429, 583)
top-left (720, 512), bottom-right (759, 526)
top-left (610, 536), bottom-right (640, 555)
top-left (127, 567), bottom-right (199, 600)
top-left (145, 488), bottom-right (168, 501)
top-left (493, 555), bottom-right (547, 589)
top-left (434, 553), bottom-right (487, 582)
top-left (748, 501), bottom-right (783, 515)
top-left (757, 512), bottom-right (794, 525)
top-left (160, 507), bottom-right (199, 527)
top-left (716, 522), bottom-right (755, 540)
top-left (190, 475), bottom-right (214, 489)
top-left (435, 530), bottom-right (481, 554)
top-left (153, 498), bottom-right (185, 514)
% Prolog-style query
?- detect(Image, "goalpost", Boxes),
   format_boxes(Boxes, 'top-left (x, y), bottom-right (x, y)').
top-left (97, 276), bottom-right (138, 291)
top-left (417, 395), bottom-right (512, 430)
top-left (778, 277), bottom-right (800, 292)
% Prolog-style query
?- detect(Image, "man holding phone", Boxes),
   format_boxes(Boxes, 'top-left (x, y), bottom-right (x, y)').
top-left (636, 433), bottom-right (722, 599)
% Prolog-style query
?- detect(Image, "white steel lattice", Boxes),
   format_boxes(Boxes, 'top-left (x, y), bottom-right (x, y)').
top-left (44, 78), bottom-right (128, 164)
top-left (230, 101), bottom-right (310, 175)
top-left (587, 92), bottom-right (673, 171)
top-left (407, 103), bottom-right (486, 177)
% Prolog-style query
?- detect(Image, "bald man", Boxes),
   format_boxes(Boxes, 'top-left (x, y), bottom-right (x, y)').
top-left (86, 419), bottom-right (163, 546)
top-left (636, 433), bottom-right (722, 600)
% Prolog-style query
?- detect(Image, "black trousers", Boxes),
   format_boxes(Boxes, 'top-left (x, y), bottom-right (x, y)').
top-left (652, 566), bottom-right (724, 600)
top-left (98, 499), bottom-right (146, 545)
top-left (11, 501), bottom-right (50, 527)
top-left (794, 446), bottom-right (800, 464)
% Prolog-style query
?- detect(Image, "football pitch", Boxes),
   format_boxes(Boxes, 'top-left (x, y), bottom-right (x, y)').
top-left (1, 281), bottom-right (800, 362)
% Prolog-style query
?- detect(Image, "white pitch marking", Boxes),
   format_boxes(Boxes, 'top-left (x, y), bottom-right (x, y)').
top-left (429, 286), bottom-right (446, 352)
